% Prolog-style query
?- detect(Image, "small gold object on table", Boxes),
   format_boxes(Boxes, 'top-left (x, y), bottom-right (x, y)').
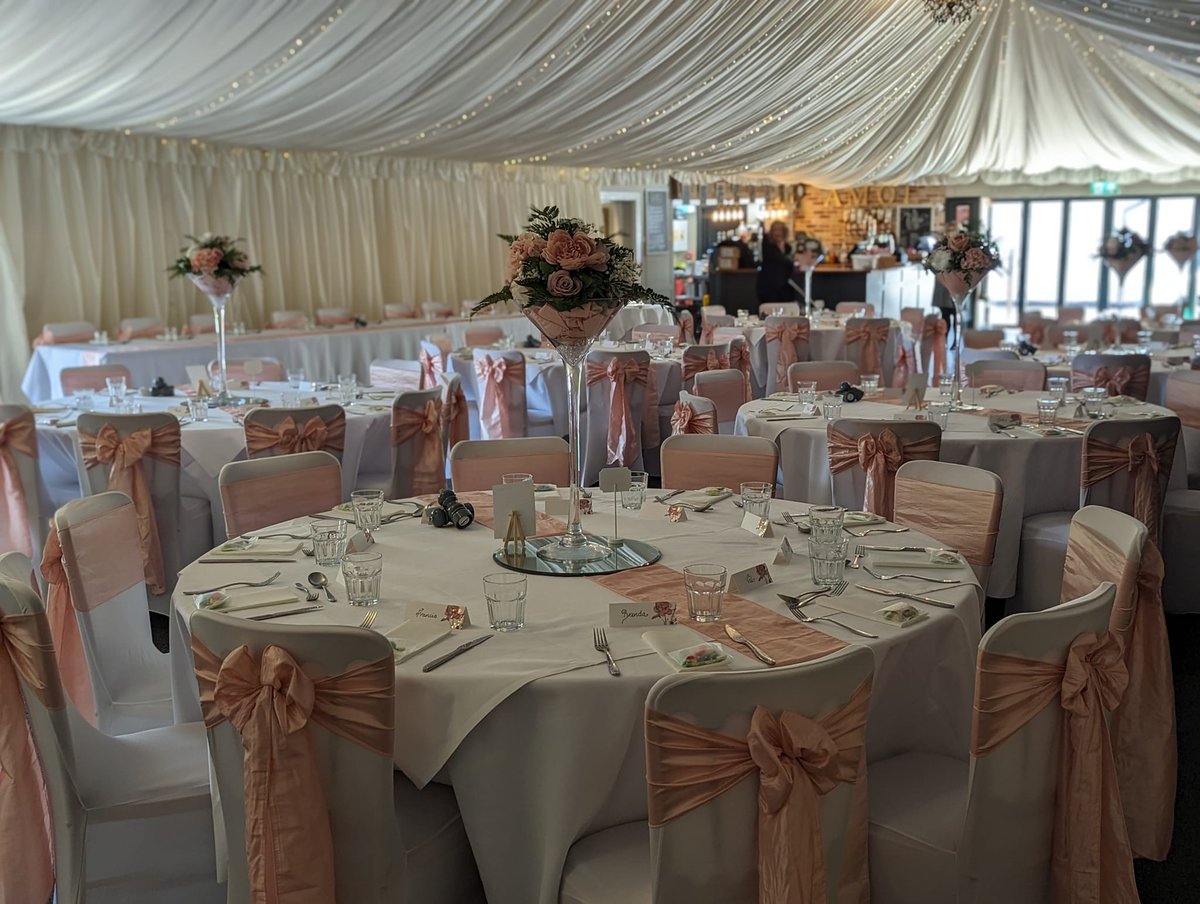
top-left (194, 379), bottom-right (214, 400)
top-left (504, 510), bottom-right (527, 560)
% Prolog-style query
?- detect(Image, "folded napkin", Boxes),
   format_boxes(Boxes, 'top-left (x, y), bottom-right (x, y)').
top-left (877, 600), bottom-right (929, 628)
top-left (869, 549), bottom-right (964, 570)
top-left (202, 539), bottom-right (302, 562)
top-left (641, 627), bottom-right (733, 672)
top-left (677, 487), bottom-right (732, 507)
top-left (195, 587), bottom-right (305, 613)
top-left (386, 620), bottom-right (452, 664)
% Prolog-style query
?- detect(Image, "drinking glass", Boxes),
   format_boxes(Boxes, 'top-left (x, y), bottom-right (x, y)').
top-left (342, 552), bottom-right (383, 606)
top-left (740, 481), bottom-right (772, 519)
top-left (311, 520), bottom-right (348, 567)
top-left (351, 489), bottom-right (384, 532)
top-left (926, 400), bottom-right (951, 429)
top-left (860, 374), bottom-right (881, 395)
top-left (483, 572), bottom-right (527, 631)
top-left (821, 397), bottom-right (843, 422)
top-left (286, 368), bottom-right (306, 390)
top-left (809, 538), bottom-right (848, 586)
top-left (106, 376), bottom-right (127, 405)
top-left (282, 390), bottom-right (302, 407)
top-left (1036, 398), bottom-right (1059, 427)
top-left (337, 373), bottom-right (358, 404)
top-left (1046, 375), bottom-right (1069, 404)
top-left (1192, 335), bottom-right (1200, 356)
top-left (72, 389), bottom-right (94, 412)
top-left (683, 564), bottom-right (727, 623)
top-left (1063, 330), bottom-right (1079, 348)
top-left (937, 374), bottom-right (954, 397)
top-left (1082, 386), bottom-right (1107, 418)
top-left (502, 473), bottom-right (533, 484)
top-left (1136, 330), bottom-right (1153, 354)
top-left (187, 398), bottom-right (209, 423)
top-left (808, 506), bottom-right (845, 544)
top-left (621, 471), bottom-right (648, 510)
top-left (795, 380), bottom-right (818, 409)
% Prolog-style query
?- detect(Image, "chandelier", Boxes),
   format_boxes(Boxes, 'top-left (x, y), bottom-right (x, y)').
top-left (923, 0), bottom-right (981, 24)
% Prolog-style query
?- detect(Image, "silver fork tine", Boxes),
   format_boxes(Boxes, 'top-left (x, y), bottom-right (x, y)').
top-left (182, 570), bottom-right (282, 595)
top-left (359, 611), bottom-right (376, 629)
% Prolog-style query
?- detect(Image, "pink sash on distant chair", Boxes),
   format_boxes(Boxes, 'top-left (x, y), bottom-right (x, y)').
top-left (682, 349), bottom-right (730, 381)
top-left (116, 322), bottom-right (161, 341)
top-left (670, 401), bottom-right (716, 435)
top-left (268, 313), bottom-right (307, 330)
top-left (646, 679), bottom-right (872, 904)
top-left (78, 423), bottom-right (181, 595)
top-left (316, 309), bottom-right (354, 326)
top-left (245, 414), bottom-right (346, 457)
top-left (441, 381), bottom-right (469, 450)
top-left (392, 399), bottom-right (445, 495)
top-left (1082, 432), bottom-right (1176, 545)
top-left (1071, 365), bottom-right (1149, 400)
top-left (0, 611), bottom-right (57, 904)
top-left (419, 349), bottom-right (444, 389)
top-left (700, 321), bottom-right (716, 345)
top-left (586, 358), bottom-right (655, 466)
top-left (891, 343), bottom-right (912, 390)
top-left (765, 321), bottom-right (810, 385)
top-left (192, 639), bottom-right (394, 904)
top-left (922, 317), bottom-right (948, 378)
top-left (728, 341), bottom-right (753, 401)
top-left (476, 355), bottom-right (525, 438)
top-left (0, 410), bottom-right (36, 557)
top-left (678, 312), bottom-right (694, 345)
top-left (38, 526), bottom-right (96, 722)
top-left (827, 427), bottom-right (940, 519)
top-left (972, 633), bottom-right (1137, 902)
top-left (845, 321), bottom-right (889, 377)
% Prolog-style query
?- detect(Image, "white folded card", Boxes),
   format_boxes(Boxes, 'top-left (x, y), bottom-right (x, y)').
top-left (773, 536), bottom-right (794, 565)
top-left (492, 482), bottom-right (537, 541)
top-left (386, 620), bottom-right (452, 664)
top-left (729, 563), bottom-right (773, 594)
top-left (404, 603), bottom-right (472, 629)
top-left (609, 601), bottom-right (677, 627)
top-left (740, 511), bottom-right (773, 537)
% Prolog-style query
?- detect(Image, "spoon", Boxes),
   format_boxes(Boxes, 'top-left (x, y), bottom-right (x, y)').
top-left (294, 582), bottom-right (319, 602)
top-left (308, 572), bottom-right (337, 602)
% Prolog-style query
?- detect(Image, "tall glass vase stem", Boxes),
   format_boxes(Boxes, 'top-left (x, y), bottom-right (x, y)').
top-left (950, 289), bottom-right (973, 410)
top-left (209, 293), bottom-right (231, 401)
top-left (563, 352), bottom-right (586, 547)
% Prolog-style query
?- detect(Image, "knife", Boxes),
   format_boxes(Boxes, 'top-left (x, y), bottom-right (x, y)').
top-left (198, 557), bottom-right (300, 564)
top-left (855, 584), bottom-right (957, 609)
top-left (421, 635), bottom-right (493, 672)
top-left (653, 489), bottom-right (684, 504)
top-left (247, 605), bottom-right (324, 620)
top-left (856, 545), bottom-right (959, 553)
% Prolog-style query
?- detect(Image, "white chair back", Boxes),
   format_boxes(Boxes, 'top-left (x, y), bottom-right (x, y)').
top-left (760, 302), bottom-right (800, 317)
top-left (1165, 371), bottom-right (1200, 481)
top-left (787, 360), bottom-right (859, 392)
top-left (390, 387), bottom-right (445, 498)
top-left (383, 303), bottom-right (417, 320)
top-left (420, 338), bottom-right (449, 387)
top-left (472, 349), bottom-right (528, 439)
top-left (211, 356), bottom-right (285, 385)
top-left (421, 301), bottom-right (453, 319)
top-left (835, 302), bottom-right (872, 316)
top-left (36, 320), bottom-right (96, 345)
top-left (1081, 416), bottom-right (1178, 542)
top-left (219, 451), bottom-right (343, 536)
top-left (0, 404), bottom-right (43, 557)
top-left (117, 316), bottom-right (163, 340)
top-left (843, 317), bottom-right (895, 383)
top-left (316, 306), bottom-right (355, 325)
top-left (369, 358), bottom-right (425, 392)
top-left (671, 391), bottom-right (718, 435)
top-left (827, 419), bottom-right (941, 519)
top-left (966, 358), bottom-right (1046, 390)
top-left (583, 349), bottom-right (652, 485)
top-left (701, 305), bottom-right (727, 318)
top-left (464, 325), bottom-right (505, 346)
top-left (0, 550), bottom-right (36, 588)
top-left (268, 310), bottom-right (308, 329)
top-left (449, 437), bottom-right (569, 491)
top-left (660, 434), bottom-right (777, 490)
top-left (763, 315), bottom-right (812, 395)
top-left (188, 312), bottom-right (216, 334)
top-left (680, 342), bottom-right (731, 392)
top-left (692, 369), bottom-right (744, 434)
top-left (60, 364), bottom-right (134, 395)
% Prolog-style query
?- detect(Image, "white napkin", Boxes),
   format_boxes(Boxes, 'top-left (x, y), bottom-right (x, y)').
top-left (202, 540), bottom-right (302, 561)
top-left (868, 550), bottom-right (964, 570)
top-left (386, 620), bottom-right (453, 664)
top-left (640, 627), bottom-right (733, 672)
top-left (677, 487), bottom-right (732, 507)
top-left (196, 587), bottom-right (305, 613)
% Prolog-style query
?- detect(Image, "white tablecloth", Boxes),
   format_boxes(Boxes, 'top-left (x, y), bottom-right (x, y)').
top-left (170, 491), bottom-right (980, 904)
top-left (746, 320), bottom-right (903, 388)
top-left (736, 389), bottom-right (1184, 597)
top-left (1035, 347), bottom-right (1183, 406)
top-left (21, 314), bottom-right (534, 402)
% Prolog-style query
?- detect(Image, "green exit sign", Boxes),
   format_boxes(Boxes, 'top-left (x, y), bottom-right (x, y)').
top-left (1090, 181), bottom-right (1120, 196)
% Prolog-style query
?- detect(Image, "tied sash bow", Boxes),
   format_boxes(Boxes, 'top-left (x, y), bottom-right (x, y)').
top-left (245, 415), bottom-right (345, 456)
top-left (729, 341), bottom-right (753, 401)
top-left (0, 410), bottom-right (36, 556)
top-left (79, 423), bottom-right (180, 594)
top-left (391, 399), bottom-right (445, 495)
top-left (646, 680), bottom-right (870, 904)
top-left (922, 317), bottom-right (948, 378)
top-left (38, 526), bottom-right (96, 720)
top-left (1083, 432), bottom-right (1175, 545)
top-left (1074, 364), bottom-right (1149, 400)
top-left (891, 342), bottom-right (912, 390)
top-left (682, 349), bottom-right (730, 380)
top-left (586, 358), bottom-right (651, 465)
top-left (678, 314), bottom-right (693, 346)
top-left (671, 400), bottom-right (716, 435)
top-left (765, 321), bottom-right (809, 385)
top-left (1093, 366), bottom-right (1131, 396)
top-left (475, 355), bottom-right (525, 439)
top-left (440, 381), bottom-right (468, 449)
top-left (827, 427), bottom-right (940, 519)
top-left (418, 349), bottom-right (443, 388)
top-left (845, 321), bottom-right (889, 378)
top-left (193, 639), bottom-right (395, 904)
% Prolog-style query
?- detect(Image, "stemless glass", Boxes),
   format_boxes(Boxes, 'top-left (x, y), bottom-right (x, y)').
top-left (621, 471), bottom-right (648, 510)
top-left (1062, 330), bottom-right (1079, 349)
top-left (483, 572), bottom-right (527, 631)
top-left (926, 400), bottom-right (951, 429)
top-left (501, 473), bottom-right (533, 484)
top-left (795, 380), bottom-right (818, 409)
top-left (1082, 386), bottom-right (1107, 418)
top-left (808, 506), bottom-right (845, 544)
top-left (683, 564), bottom-right (727, 623)
top-left (809, 538), bottom-right (848, 586)
top-left (337, 372), bottom-right (358, 404)
top-left (187, 398), bottom-right (209, 423)
top-left (740, 481), bottom-right (772, 519)
top-left (937, 374), bottom-right (954, 397)
top-left (821, 397), bottom-right (843, 422)
top-left (311, 520), bottom-right (348, 567)
top-left (1036, 398), bottom-right (1059, 427)
top-left (1046, 375), bottom-right (1069, 403)
top-left (1136, 330), bottom-right (1153, 354)
top-left (351, 489), bottom-right (384, 532)
top-left (72, 389), bottom-right (95, 412)
top-left (860, 374), bottom-right (881, 395)
top-left (106, 376), bottom-right (127, 405)
top-left (286, 368), bottom-right (306, 390)
top-left (342, 552), bottom-right (383, 606)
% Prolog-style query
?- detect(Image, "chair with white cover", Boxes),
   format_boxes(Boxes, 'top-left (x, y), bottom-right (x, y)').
top-left (680, 342), bottom-right (731, 392)
top-left (0, 549), bottom-right (36, 588)
top-left (893, 460), bottom-right (1002, 591)
top-left (422, 301), bottom-right (454, 319)
top-left (0, 404), bottom-right (43, 559)
top-left (827, 420), bottom-right (942, 520)
top-left (384, 303), bottom-right (418, 320)
top-left (190, 610), bottom-right (482, 904)
top-left (1080, 318), bottom-right (1140, 346)
top-left (1014, 415), bottom-right (1179, 613)
top-left (1165, 371), bottom-right (1200, 487)
top-left (670, 391), bottom-right (718, 435)
top-left (961, 348), bottom-right (1018, 366)
top-left (962, 328), bottom-right (1004, 349)
top-left (1161, 374), bottom-right (1200, 612)
top-left (712, 331), bottom-right (754, 400)
top-left (966, 358), bottom-right (1046, 391)
top-left (698, 313), bottom-right (735, 343)
top-left (760, 302), bottom-right (800, 317)
top-left (268, 310), bottom-right (308, 329)
top-left (34, 320), bottom-right (96, 345)
top-left (465, 325), bottom-right (506, 346)
top-left (560, 645), bottom-right (875, 904)
top-left (583, 349), bottom-right (656, 486)
top-left (210, 356), bottom-right (285, 385)
top-left (420, 338), bottom-right (449, 387)
top-left (660, 434), bottom-right (777, 490)
top-left (474, 348), bottom-right (556, 440)
top-left (787, 360), bottom-right (860, 392)
top-left (899, 306), bottom-right (926, 337)
top-left (1020, 312), bottom-right (1046, 346)
top-left (74, 411), bottom-right (183, 612)
top-left (1059, 307), bottom-right (1085, 324)
top-left (188, 312), bottom-right (216, 334)
top-left (60, 363), bottom-right (134, 395)
top-left (449, 437), bottom-right (570, 491)
top-left (700, 304), bottom-right (727, 318)
top-left (438, 370), bottom-right (470, 464)
top-left (53, 492), bottom-right (174, 735)
top-left (844, 318), bottom-right (893, 385)
top-left (370, 358), bottom-right (425, 392)
top-left (242, 404), bottom-right (347, 462)
top-left (693, 369), bottom-right (745, 434)
top-left (317, 306), bottom-right (355, 325)
top-left (763, 315), bottom-right (811, 395)
top-left (677, 309), bottom-right (695, 344)
top-left (219, 450), bottom-right (343, 537)
top-left (0, 574), bottom-right (220, 904)
top-left (1069, 352), bottom-right (1151, 400)
top-left (117, 316), bottom-right (164, 341)
top-left (390, 387), bottom-right (446, 498)
top-left (630, 323), bottom-right (678, 344)
top-left (835, 301), bottom-right (873, 316)
top-left (868, 581), bottom-right (1133, 904)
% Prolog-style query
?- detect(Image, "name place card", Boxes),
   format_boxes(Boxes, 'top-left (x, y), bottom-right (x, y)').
top-left (773, 536), bottom-right (794, 565)
top-left (405, 603), bottom-right (472, 629)
top-left (729, 563), bottom-right (773, 595)
top-left (608, 601), bottom-right (678, 627)
top-left (740, 511), bottom-right (773, 537)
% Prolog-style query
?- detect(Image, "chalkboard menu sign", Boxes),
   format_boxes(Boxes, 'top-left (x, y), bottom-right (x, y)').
top-left (646, 190), bottom-right (669, 254)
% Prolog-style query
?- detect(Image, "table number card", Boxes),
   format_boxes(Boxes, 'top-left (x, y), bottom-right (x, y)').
top-left (740, 511), bottom-right (773, 537)
top-left (773, 535), bottom-right (794, 565)
top-left (491, 482), bottom-right (537, 541)
top-left (598, 467), bottom-right (632, 493)
top-left (729, 563), bottom-right (773, 594)
top-left (608, 601), bottom-right (677, 627)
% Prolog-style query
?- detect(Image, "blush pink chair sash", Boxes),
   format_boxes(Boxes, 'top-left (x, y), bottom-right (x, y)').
top-left (193, 638), bottom-right (394, 904)
top-left (1082, 432), bottom-right (1176, 545)
top-left (0, 410), bottom-right (36, 557)
top-left (38, 525), bottom-right (96, 721)
top-left (1165, 377), bottom-right (1200, 429)
top-left (1061, 526), bottom-right (1175, 861)
top-left (661, 450), bottom-right (777, 491)
top-left (419, 349), bottom-right (443, 388)
top-left (827, 427), bottom-right (941, 520)
top-left (79, 423), bottom-right (181, 594)
top-left (922, 317), bottom-right (948, 378)
top-left (671, 401), bottom-right (717, 435)
top-left (1071, 365), bottom-right (1149, 400)
top-left (765, 321), bottom-right (810, 385)
top-left (0, 611), bottom-right (56, 904)
top-left (476, 355), bottom-right (525, 439)
top-left (678, 312), bottom-right (694, 345)
top-left (392, 399), bottom-right (445, 495)
top-left (586, 358), bottom-right (658, 465)
top-left (245, 414), bottom-right (347, 456)
top-left (682, 349), bottom-right (730, 381)
top-left (1022, 318), bottom-right (1046, 346)
top-left (891, 343), bottom-right (912, 390)
top-left (893, 479), bottom-right (999, 567)
top-left (728, 341), bottom-right (753, 401)
top-left (267, 313), bottom-right (307, 330)
top-left (34, 323), bottom-right (95, 346)
top-left (441, 381), bottom-right (469, 449)
top-left (972, 634), bottom-right (1137, 903)
top-left (845, 321), bottom-right (889, 378)
top-left (646, 679), bottom-right (871, 904)
top-left (384, 304), bottom-right (416, 320)
top-left (700, 321), bottom-right (715, 345)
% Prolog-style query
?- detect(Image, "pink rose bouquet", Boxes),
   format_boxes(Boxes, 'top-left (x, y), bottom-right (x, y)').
top-left (922, 223), bottom-right (1000, 282)
top-left (169, 233), bottom-right (262, 287)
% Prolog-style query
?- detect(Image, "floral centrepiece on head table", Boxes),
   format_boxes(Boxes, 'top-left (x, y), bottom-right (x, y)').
top-left (473, 206), bottom-right (672, 564)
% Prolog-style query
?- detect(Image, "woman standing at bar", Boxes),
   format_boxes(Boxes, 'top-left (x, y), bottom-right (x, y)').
top-left (756, 220), bottom-right (793, 314)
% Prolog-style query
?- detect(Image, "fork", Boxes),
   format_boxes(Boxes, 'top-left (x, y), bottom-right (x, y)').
top-left (359, 611), bottom-right (377, 629)
top-left (788, 604), bottom-right (878, 638)
top-left (593, 628), bottom-right (620, 676)
top-left (861, 566), bottom-right (965, 584)
top-left (848, 526), bottom-right (910, 537)
top-left (848, 543), bottom-right (865, 569)
top-left (182, 571), bottom-right (282, 595)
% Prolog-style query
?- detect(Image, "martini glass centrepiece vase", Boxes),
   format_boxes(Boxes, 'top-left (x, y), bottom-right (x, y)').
top-left (188, 273), bottom-right (238, 405)
top-left (936, 270), bottom-right (988, 411)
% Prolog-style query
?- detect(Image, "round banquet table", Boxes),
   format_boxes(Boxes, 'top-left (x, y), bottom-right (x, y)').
top-left (169, 491), bottom-right (982, 904)
top-left (736, 389), bottom-right (1184, 598)
top-left (1034, 346), bottom-right (1189, 407)
top-left (743, 318), bottom-right (904, 388)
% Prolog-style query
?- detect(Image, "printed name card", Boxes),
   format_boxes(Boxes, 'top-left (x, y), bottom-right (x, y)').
top-left (729, 563), bottom-right (773, 594)
top-left (608, 601), bottom-right (677, 627)
top-left (740, 511), bottom-right (773, 537)
top-left (405, 603), bottom-right (472, 629)
top-left (773, 536), bottom-right (794, 565)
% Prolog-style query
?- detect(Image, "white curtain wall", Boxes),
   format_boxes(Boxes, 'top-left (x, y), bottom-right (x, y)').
top-left (0, 125), bottom-right (627, 398)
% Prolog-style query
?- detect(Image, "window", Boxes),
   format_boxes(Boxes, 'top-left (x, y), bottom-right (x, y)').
top-left (1063, 199), bottom-right (1105, 320)
top-left (1024, 201), bottom-right (1063, 312)
top-left (1107, 199), bottom-right (1151, 312)
top-left (986, 201), bottom-right (1023, 326)
top-left (1152, 197), bottom-right (1197, 308)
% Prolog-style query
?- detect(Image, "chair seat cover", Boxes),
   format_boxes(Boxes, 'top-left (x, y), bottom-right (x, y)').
top-left (560, 820), bottom-right (651, 904)
top-left (1012, 511), bottom-right (1073, 615)
top-left (78, 721), bottom-right (211, 814)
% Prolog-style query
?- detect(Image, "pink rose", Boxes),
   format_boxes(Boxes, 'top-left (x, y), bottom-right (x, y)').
top-left (583, 243), bottom-right (609, 271)
top-left (947, 232), bottom-right (970, 253)
top-left (544, 229), bottom-right (598, 270)
top-left (546, 269), bottom-right (582, 297)
top-left (507, 232), bottom-right (547, 280)
top-left (190, 247), bottom-right (224, 273)
top-left (962, 247), bottom-right (993, 271)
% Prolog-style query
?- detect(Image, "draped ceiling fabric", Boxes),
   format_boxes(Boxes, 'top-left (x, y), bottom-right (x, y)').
top-left (0, 0), bottom-right (1196, 397)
